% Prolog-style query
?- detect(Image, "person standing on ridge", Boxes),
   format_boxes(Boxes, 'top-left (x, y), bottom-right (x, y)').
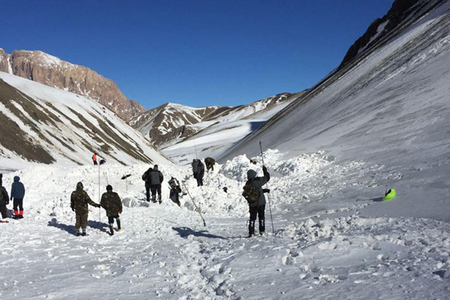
top-left (92, 152), bottom-right (98, 165)
top-left (168, 177), bottom-right (182, 207)
top-left (10, 176), bottom-right (25, 219)
top-left (149, 165), bottom-right (164, 203)
top-left (196, 159), bottom-right (205, 186)
top-left (70, 182), bottom-right (100, 236)
top-left (100, 185), bottom-right (123, 236)
top-left (205, 157), bottom-right (215, 172)
top-left (244, 166), bottom-right (270, 237)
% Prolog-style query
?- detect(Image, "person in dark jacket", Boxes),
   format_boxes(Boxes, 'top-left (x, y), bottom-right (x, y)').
top-left (70, 182), bottom-right (100, 236)
top-left (142, 167), bottom-right (153, 202)
top-left (205, 157), bottom-right (215, 172)
top-left (168, 177), bottom-right (181, 207)
top-left (149, 165), bottom-right (164, 203)
top-left (100, 185), bottom-right (123, 236)
top-left (0, 182), bottom-right (9, 223)
top-left (246, 166), bottom-right (270, 237)
top-left (10, 176), bottom-right (25, 219)
top-left (192, 159), bottom-right (205, 187)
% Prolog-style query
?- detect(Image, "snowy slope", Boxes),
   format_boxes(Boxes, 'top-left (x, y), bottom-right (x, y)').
top-left (1, 1), bottom-right (450, 300)
top-left (0, 72), bottom-right (171, 169)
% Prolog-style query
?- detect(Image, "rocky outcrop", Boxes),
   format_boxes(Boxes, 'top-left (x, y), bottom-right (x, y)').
top-left (1, 49), bottom-right (145, 121)
top-left (339, 0), bottom-right (442, 69)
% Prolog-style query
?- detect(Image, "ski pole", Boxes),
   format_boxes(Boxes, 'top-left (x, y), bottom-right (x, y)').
top-left (259, 141), bottom-right (275, 234)
top-left (182, 181), bottom-right (206, 227)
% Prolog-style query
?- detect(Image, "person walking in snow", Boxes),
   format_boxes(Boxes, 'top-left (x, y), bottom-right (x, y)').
top-left (0, 181), bottom-right (9, 223)
top-left (10, 176), bottom-right (25, 219)
top-left (192, 159), bottom-right (205, 187)
top-left (205, 157), bottom-right (215, 172)
top-left (168, 177), bottom-right (182, 207)
top-left (70, 182), bottom-right (100, 236)
top-left (149, 165), bottom-right (164, 203)
top-left (245, 166), bottom-right (270, 237)
top-left (100, 185), bottom-right (123, 236)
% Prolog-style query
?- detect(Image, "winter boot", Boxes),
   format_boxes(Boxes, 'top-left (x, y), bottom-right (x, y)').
top-left (259, 219), bottom-right (265, 235)
top-left (14, 210), bottom-right (19, 219)
top-left (75, 228), bottom-right (81, 236)
top-left (158, 195), bottom-right (162, 204)
top-left (248, 220), bottom-right (255, 237)
top-left (81, 228), bottom-right (87, 236)
top-left (19, 210), bottom-right (24, 219)
top-left (109, 224), bottom-right (114, 236)
top-left (151, 195), bottom-right (156, 203)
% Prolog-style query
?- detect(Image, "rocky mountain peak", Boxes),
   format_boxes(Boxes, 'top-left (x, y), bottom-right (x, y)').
top-left (0, 49), bottom-right (145, 121)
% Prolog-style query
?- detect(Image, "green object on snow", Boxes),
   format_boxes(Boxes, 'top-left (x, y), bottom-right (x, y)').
top-left (382, 189), bottom-right (396, 201)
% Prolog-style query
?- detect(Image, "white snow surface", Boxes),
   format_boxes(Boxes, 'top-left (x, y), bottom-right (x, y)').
top-left (2, 2), bottom-right (450, 300)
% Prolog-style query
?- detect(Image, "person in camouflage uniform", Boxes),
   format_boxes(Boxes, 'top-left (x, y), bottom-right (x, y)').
top-left (70, 182), bottom-right (100, 236)
top-left (100, 185), bottom-right (123, 236)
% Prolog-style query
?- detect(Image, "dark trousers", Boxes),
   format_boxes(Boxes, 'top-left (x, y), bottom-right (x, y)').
top-left (150, 184), bottom-right (162, 201)
top-left (249, 205), bottom-right (265, 234)
top-left (169, 188), bottom-right (180, 206)
top-left (0, 204), bottom-right (6, 219)
top-left (196, 177), bottom-right (203, 187)
top-left (108, 215), bottom-right (121, 229)
top-left (13, 198), bottom-right (23, 212)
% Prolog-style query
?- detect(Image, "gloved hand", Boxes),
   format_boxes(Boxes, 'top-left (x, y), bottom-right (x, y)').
top-left (262, 188), bottom-right (270, 193)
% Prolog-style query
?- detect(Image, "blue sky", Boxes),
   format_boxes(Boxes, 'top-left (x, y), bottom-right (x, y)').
top-left (1, 0), bottom-right (393, 109)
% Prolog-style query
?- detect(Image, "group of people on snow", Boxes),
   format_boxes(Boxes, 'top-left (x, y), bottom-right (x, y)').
top-left (0, 173), bottom-right (26, 223)
top-left (2, 154), bottom-right (271, 239)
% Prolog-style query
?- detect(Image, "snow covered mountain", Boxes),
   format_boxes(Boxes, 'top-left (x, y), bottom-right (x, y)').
top-left (0, 49), bottom-right (145, 121)
top-left (0, 72), bottom-right (170, 169)
top-left (131, 92), bottom-right (304, 158)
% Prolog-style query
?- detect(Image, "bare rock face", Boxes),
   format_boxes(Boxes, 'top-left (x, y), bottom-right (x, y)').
top-left (0, 49), bottom-right (9, 72)
top-left (1, 49), bottom-right (145, 121)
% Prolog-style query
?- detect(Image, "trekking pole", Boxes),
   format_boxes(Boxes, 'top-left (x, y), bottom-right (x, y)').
top-left (98, 164), bottom-right (101, 222)
top-left (182, 181), bottom-right (206, 227)
top-left (259, 141), bottom-right (275, 234)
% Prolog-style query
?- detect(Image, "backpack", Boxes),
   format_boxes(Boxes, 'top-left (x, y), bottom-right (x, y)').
top-left (142, 171), bottom-right (148, 181)
top-left (242, 180), bottom-right (260, 205)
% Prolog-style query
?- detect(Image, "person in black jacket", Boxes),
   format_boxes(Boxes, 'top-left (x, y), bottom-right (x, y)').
top-left (195, 159), bottom-right (205, 187)
top-left (149, 165), bottom-right (164, 203)
top-left (0, 181), bottom-right (9, 223)
top-left (10, 176), bottom-right (25, 219)
top-left (246, 166), bottom-right (270, 237)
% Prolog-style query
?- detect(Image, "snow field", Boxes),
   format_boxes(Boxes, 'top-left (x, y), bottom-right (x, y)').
top-left (1, 150), bottom-right (450, 299)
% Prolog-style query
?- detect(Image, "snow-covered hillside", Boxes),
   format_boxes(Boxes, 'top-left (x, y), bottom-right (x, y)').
top-left (0, 72), bottom-right (170, 169)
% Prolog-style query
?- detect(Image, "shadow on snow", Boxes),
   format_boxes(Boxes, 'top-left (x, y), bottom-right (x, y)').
top-left (47, 218), bottom-right (109, 235)
top-left (172, 226), bottom-right (226, 239)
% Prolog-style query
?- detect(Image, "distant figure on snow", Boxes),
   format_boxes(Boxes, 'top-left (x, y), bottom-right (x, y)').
top-left (192, 159), bottom-right (205, 187)
top-left (168, 177), bottom-right (182, 207)
top-left (92, 152), bottom-right (98, 165)
top-left (0, 179), bottom-right (9, 223)
top-left (10, 176), bottom-right (25, 219)
top-left (142, 166), bottom-right (153, 202)
top-left (100, 185), bottom-right (123, 236)
top-left (70, 182), bottom-right (100, 236)
top-left (205, 157), bottom-right (215, 172)
top-left (243, 166), bottom-right (270, 237)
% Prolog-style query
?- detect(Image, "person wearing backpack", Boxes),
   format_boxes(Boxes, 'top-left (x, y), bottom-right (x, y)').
top-left (243, 166), bottom-right (270, 237)
top-left (149, 165), bottom-right (164, 203)
top-left (100, 185), bottom-right (123, 236)
top-left (168, 177), bottom-right (181, 207)
top-left (10, 176), bottom-right (25, 219)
